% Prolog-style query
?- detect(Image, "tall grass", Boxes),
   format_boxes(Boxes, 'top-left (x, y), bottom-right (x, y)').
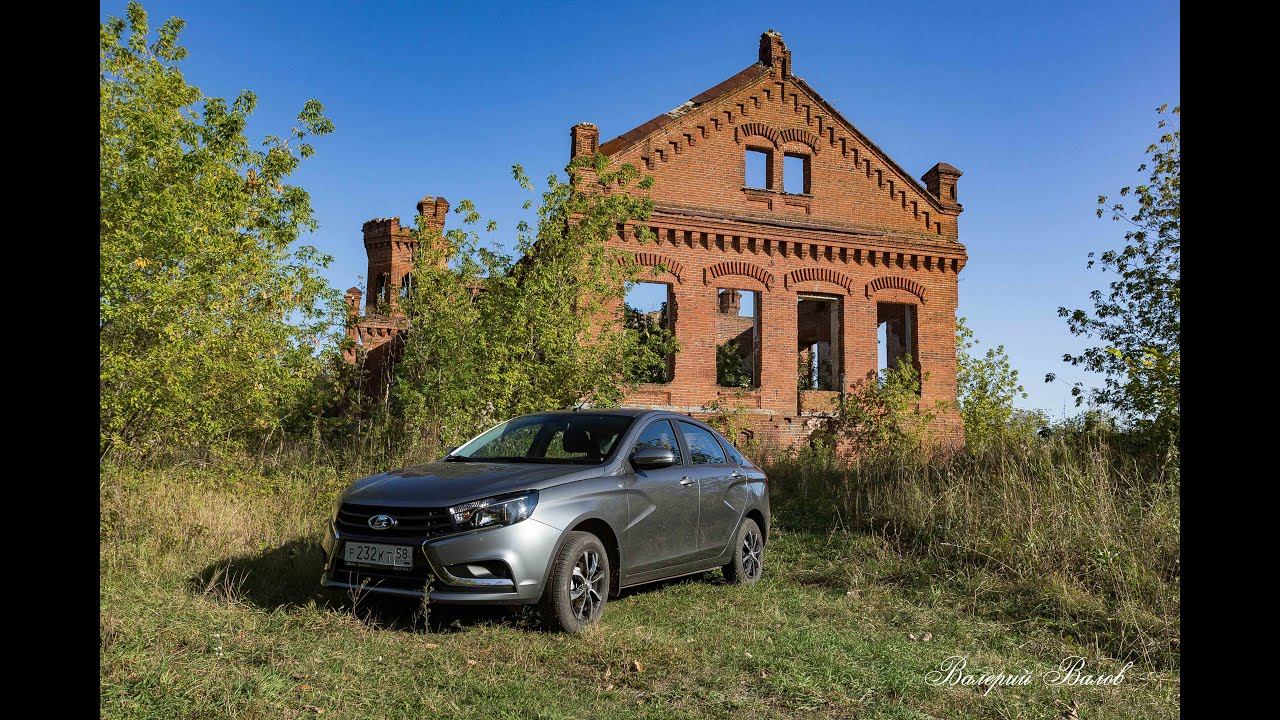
top-left (761, 434), bottom-right (1180, 669)
top-left (103, 422), bottom-right (1179, 673)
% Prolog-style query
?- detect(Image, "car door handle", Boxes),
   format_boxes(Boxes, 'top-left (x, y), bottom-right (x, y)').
top-left (679, 477), bottom-right (695, 486)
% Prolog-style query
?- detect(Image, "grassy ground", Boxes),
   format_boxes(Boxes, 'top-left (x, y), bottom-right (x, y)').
top-left (100, 461), bottom-right (1179, 719)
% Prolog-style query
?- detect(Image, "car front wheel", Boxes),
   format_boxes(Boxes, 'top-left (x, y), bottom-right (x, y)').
top-left (539, 531), bottom-right (610, 632)
top-left (722, 517), bottom-right (764, 584)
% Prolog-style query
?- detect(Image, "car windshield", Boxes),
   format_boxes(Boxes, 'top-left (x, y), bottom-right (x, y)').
top-left (446, 413), bottom-right (636, 464)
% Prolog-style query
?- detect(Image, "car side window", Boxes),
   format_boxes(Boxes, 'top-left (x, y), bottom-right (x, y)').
top-left (634, 419), bottom-right (680, 459)
top-left (678, 421), bottom-right (728, 465)
top-left (718, 435), bottom-right (748, 466)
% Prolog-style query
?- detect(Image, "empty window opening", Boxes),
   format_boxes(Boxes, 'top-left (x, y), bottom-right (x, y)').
top-left (796, 295), bottom-right (841, 390)
top-left (624, 281), bottom-right (676, 383)
top-left (399, 272), bottom-right (414, 299)
top-left (716, 288), bottom-right (760, 388)
top-left (745, 148), bottom-right (772, 190)
top-left (376, 273), bottom-right (391, 307)
top-left (784, 153), bottom-right (811, 194)
top-left (876, 302), bottom-right (920, 387)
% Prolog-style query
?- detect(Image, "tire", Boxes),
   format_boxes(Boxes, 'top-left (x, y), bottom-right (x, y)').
top-left (722, 517), bottom-right (765, 584)
top-left (539, 531), bottom-right (610, 633)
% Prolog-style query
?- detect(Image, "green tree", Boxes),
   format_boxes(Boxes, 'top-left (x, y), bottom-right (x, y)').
top-left (388, 155), bottom-right (662, 452)
top-left (624, 303), bottom-right (678, 384)
top-left (716, 340), bottom-right (753, 388)
top-left (100, 3), bottom-right (338, 459)
top-left (1050, 105), bottom-right (1180, 441)
top-left (956, 316), bottom-right (1040, 450)
top-left (830, 359), bottom-right (935, 458)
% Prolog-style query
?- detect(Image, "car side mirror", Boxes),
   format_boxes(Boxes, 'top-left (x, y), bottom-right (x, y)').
top-left (631, 447), bottom-right (677, 470)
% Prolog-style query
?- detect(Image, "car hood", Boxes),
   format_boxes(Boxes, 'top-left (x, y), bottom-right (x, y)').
top-left (341, 461), bottom-right (606, 508)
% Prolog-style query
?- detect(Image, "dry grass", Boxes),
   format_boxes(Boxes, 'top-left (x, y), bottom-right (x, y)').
top-left (763, 435), bottom-right (1180, 669)
top-left (100, 443), bottom-right (1179, 718)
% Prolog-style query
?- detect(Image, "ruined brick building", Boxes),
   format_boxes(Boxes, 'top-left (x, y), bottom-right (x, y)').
top-left (345, 31), bottom-right (968, 446)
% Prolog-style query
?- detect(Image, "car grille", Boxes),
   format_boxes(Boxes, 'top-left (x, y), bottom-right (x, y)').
top-left (335, 503), bottom-right (454, 538)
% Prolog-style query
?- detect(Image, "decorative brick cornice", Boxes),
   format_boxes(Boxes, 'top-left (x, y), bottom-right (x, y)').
top-left (625, 251), bottom-right (685, 283)
top-left (644, 207), bottom-right (966, 264)
top-left (784, 267), bottom-right (855, 293)
top-left (705, 259), bottom-right (775, 289)
top-left (865, 275), bottom-right (926, 303)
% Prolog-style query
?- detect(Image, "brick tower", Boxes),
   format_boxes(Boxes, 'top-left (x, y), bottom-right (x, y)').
top-left (343, 196), bottom-right (449, 393)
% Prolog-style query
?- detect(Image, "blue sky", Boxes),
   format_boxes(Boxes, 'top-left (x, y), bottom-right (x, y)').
top-left (101, 0), bottom-right (1179, 417)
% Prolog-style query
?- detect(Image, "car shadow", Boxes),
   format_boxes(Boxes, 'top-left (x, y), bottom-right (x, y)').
top-left (189, 537), bottom-right (541, 634)
top-left (192, 539), bottom-right (740, 633)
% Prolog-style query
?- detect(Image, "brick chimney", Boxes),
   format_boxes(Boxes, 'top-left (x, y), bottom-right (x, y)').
top-left (759, 30), bottom-right (791, 78)
top-left (416, 195), bottom-right (450, 235)
top-left (571, 122), bottom-right (600, 160)
top-left (718, 288), bottom-right (742, 315)
top-left (922, 163), bottom-right (963, 208)
top-left (343, 287), bottom-right (362, 317)
top-left (342, 287), bottom-right (362, 361)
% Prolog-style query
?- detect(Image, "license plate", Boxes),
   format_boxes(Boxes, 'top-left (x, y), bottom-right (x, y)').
top-left (343, 542), bottom-right (413, 569)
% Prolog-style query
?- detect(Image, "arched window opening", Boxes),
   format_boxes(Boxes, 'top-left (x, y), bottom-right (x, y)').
top-left (716, 288), bottom-right (760, 389)
top-left (377, 273), bottom-right (390, 308)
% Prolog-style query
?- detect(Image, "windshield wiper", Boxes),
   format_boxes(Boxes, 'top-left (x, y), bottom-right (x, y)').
top-left (443, 455), bottom-right (473, 462)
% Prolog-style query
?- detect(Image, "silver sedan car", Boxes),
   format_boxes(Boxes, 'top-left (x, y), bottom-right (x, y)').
top-left (321, 409), bottom-right (770, 631)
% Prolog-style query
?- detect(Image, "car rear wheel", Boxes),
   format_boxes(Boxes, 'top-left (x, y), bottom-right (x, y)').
top-left (722, 517), bottom-right (764, 584)
top-left (540, 531), bottom-right (610, 632)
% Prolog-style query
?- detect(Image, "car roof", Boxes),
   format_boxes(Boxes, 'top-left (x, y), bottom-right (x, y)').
top-left (519, 408), bottom-right (726, 433)
top-left (523, 408), bottom-right (656, 418)
top-left (520, 408), bottom-right (715, 424)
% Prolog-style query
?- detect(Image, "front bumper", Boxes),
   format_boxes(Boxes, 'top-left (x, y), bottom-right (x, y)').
top-left (320, 516), bottom-right (562, 605)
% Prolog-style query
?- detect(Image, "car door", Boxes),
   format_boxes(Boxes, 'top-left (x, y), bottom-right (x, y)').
top-left (675, 420), bottom-right (743, 560)
top-left (622, 418), bottom-right (701, 576)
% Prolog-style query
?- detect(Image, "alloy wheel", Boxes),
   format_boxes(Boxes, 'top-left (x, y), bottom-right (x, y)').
top-left (742, 529), bottom-right (763, 579)
top-left (570, 549), bottom-right (606, 621)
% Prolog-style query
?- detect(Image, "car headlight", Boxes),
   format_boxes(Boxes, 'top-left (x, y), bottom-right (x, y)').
top-left (448, 490), bottom-right (539, 529)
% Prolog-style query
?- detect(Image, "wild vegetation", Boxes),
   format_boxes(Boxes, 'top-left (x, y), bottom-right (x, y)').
top-left (100, 4), bottom-right (1179, 718)
top-left (101, 453), bottom-right (1178, 719)
top-left (1050, 104), bottom-right (1180, 444)
top-left (100, 3), bottom-right (339, 461)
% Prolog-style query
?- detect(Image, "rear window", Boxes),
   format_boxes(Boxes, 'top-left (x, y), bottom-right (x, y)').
top-left (452, 413), bottom-right (635, 464)
top-left (718, 434), bottom-right (749, 466)
top-left (677, 420), bottom-right (728, 465)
